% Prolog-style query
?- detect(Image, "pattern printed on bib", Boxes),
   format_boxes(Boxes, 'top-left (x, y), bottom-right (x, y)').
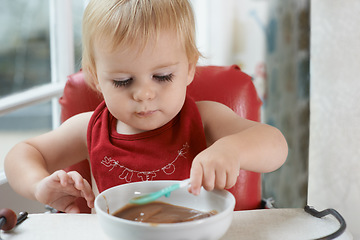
top-left (100, 143), bottom-right (189, 182)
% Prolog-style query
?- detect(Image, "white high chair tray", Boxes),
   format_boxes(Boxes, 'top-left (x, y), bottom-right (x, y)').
top-left (1, 208), bottom-right (352, 240)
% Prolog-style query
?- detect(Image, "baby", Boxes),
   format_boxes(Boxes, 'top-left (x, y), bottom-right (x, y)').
top-left (5, 0), bottom-right (288, 213)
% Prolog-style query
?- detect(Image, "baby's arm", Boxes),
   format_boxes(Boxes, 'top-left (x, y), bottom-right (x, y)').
top-left (4, 112), bottom-right (94, 213)
top-left (189, 101), bottom-right (288, 195)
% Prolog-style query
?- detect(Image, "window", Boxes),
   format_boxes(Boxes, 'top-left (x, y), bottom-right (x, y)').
top-left (0, 0), bottom-right (86, 179)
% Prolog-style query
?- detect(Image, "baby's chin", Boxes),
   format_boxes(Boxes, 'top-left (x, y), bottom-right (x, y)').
top-left (116, 119), bottom-right (170, 134)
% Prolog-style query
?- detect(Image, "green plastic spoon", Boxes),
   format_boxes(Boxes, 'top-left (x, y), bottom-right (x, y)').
top-left (129, 179), bottom-right (191, 205)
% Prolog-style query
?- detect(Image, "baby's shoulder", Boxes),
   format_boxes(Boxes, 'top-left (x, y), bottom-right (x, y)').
top-left (196, 100), bottom-right (229, 115)
top-left (61, 111), bottom-right (93, 130)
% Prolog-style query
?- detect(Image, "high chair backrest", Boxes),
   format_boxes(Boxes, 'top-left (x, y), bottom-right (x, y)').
top-left (59, 65), bottom-right (262, 213)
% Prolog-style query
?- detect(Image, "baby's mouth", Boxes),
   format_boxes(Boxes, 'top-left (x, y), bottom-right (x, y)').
top-left (136, 110), bottom-right (158, 117)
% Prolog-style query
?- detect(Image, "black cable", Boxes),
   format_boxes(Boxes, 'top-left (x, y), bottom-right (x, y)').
top-left (304, 205), bottom-right (346, 240)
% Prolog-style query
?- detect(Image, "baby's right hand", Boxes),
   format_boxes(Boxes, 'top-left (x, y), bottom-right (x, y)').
top-left (34, 170), bottom-right (95, 213)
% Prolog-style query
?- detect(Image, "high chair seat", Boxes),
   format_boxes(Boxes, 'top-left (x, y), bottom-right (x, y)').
top-left (59, 65), bottom-right (262, 213)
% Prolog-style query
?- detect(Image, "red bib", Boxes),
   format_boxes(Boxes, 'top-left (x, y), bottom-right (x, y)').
top-left (87, 95), bottom-right (207, 192)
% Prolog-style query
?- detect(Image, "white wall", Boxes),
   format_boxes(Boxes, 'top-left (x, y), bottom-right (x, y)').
top-left (308, 1), bottom-right (360, 238)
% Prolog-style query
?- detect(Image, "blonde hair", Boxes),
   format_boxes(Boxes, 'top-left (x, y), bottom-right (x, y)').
top-left (82, 0), bottom-right (200, 90)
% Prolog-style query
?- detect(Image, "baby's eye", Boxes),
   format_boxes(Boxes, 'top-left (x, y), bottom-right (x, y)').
top-left (153, 73), bottom-right (173, 82)
top-left (113, 78), bottom-right (132, 88)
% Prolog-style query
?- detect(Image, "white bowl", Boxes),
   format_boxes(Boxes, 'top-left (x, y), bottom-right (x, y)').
top-left (95, 180), bottom-right (235, 240)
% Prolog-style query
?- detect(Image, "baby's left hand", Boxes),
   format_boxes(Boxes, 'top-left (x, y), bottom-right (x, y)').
top-left (189, 140), bottom-right (240, 195)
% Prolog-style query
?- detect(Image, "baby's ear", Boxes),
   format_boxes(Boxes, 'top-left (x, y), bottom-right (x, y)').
top-left (186, 63), bottom-right (196, 86)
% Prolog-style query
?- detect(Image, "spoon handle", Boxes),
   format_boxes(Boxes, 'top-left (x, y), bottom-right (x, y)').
top-left (130, 179), bottom-right (190, 205)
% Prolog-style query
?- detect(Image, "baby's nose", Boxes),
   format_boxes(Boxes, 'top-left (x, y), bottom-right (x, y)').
top-left (133, 81), bottom-right (156, 101)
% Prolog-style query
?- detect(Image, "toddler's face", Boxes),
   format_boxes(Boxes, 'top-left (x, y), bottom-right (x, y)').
top-left (94, 30), bottom-right (195, 134)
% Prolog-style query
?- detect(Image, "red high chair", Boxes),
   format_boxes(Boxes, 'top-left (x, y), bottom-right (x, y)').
top-left (59, 65), bottom-right (262, 213)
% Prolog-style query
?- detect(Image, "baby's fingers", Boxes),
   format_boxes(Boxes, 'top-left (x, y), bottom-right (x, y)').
top-left (202, 164), bottom-right (216, 191)
top-left (189, 161), bottom-right (203, 195)
top-left (80, 180), bottom-right (95, 208)
top-left (54, 170), bottom-right (71, 186)
top-left (63, 203), bottom-right (81, 214)
top-left (214, 170), bottom-right (227, 190)
top-left (224, 170), bottom-right (239, 189)
top-left (67, 171), bottom-right (95, 208)
top-left (67, 171), bottom-right (85, 189)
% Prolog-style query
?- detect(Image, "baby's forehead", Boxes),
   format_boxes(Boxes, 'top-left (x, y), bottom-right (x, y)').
top-left (94, 29), bottom-right (184, 55)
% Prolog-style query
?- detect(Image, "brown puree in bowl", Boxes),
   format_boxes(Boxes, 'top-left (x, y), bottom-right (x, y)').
top-left (112, 201), bottom-right (217, 223)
